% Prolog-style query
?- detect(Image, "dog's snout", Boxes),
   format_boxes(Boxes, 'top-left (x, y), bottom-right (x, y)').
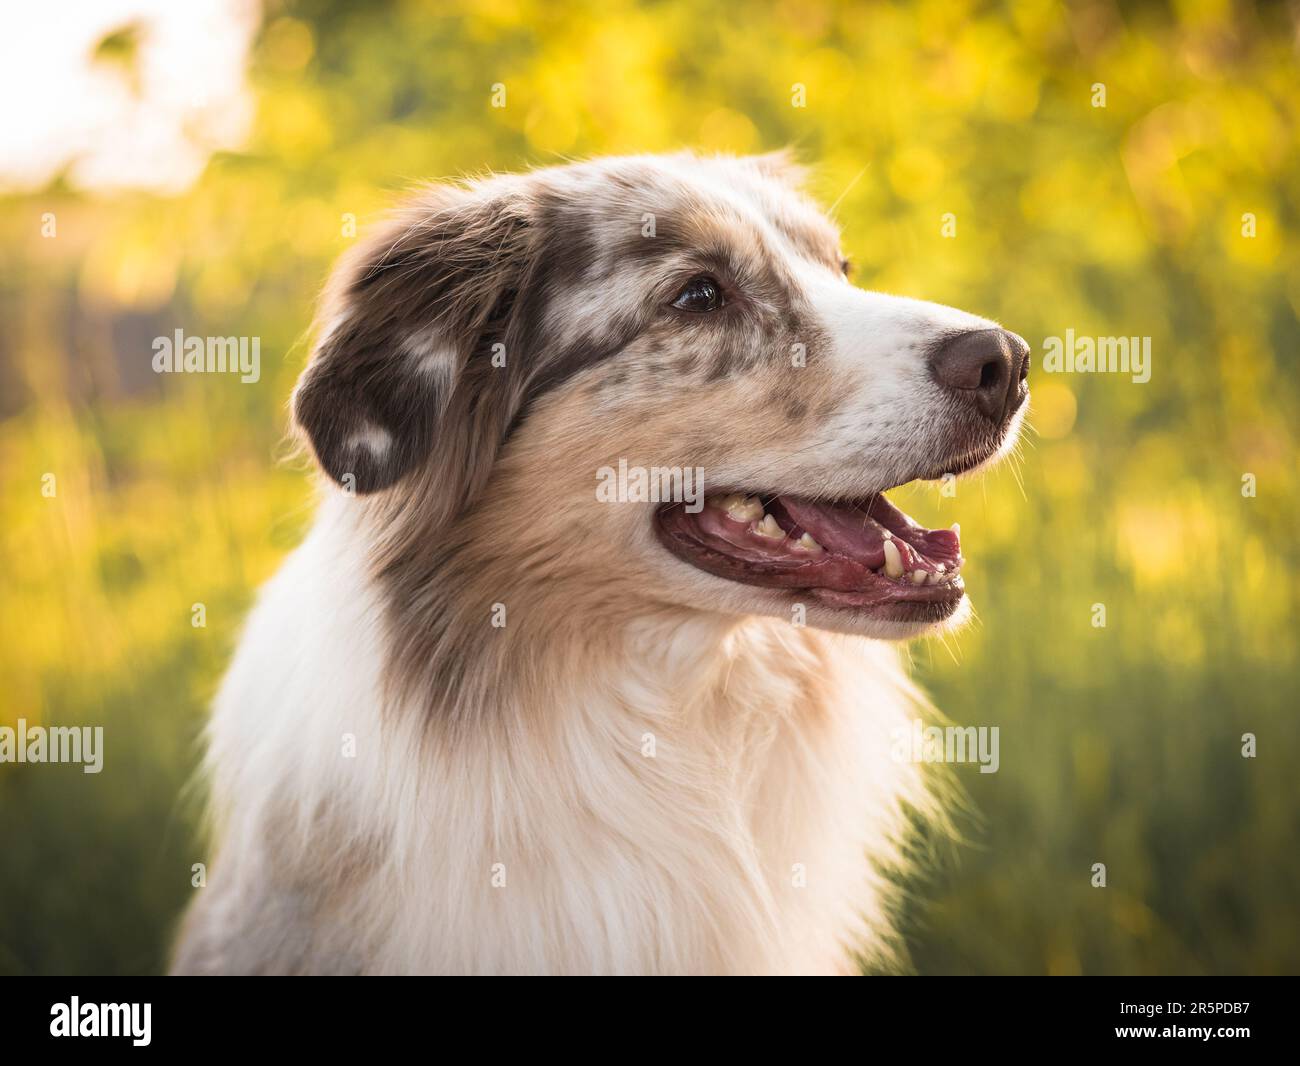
top-left (929, 328), bottom-right (1030, 424)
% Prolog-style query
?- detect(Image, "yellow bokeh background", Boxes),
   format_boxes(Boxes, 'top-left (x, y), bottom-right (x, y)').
top-left (0, 0), bottom-right (1297, 974)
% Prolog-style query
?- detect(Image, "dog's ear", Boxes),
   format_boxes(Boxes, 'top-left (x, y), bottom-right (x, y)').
top-left (292, 183), bottom-right (533, 498)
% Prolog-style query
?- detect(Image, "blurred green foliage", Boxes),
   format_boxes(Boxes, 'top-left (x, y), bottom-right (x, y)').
top-left (1, 0), bottom-right (1297, 974)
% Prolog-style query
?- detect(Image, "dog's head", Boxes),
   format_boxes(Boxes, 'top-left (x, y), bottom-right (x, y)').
top-left (294, 152), bottom-right (1027, 640)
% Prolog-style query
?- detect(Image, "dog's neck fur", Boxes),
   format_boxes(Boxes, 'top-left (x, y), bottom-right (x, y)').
top-left (179, 493), bottom-right (934, 975)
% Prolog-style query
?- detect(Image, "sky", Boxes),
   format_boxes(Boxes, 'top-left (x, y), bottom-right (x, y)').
top-left (0, 0), bottom-right (259, 194)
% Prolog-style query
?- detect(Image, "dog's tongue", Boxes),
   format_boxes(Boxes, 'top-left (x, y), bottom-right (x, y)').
top-left (776, 494), bottom-right (960, 571)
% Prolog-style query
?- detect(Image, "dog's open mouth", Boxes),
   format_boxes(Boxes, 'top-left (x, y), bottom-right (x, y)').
top-left (655, 489), bottom-right (965, 614)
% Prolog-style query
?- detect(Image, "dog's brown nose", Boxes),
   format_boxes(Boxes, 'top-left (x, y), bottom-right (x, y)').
top-left (930, 328), bottom-right (1030, 425)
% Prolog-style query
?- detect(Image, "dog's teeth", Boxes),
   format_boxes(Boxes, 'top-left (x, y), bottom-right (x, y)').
top-left (936, 563), bottom-right (947, 574)
top-left (882, 539), bottom-right (904, 578)
top-left (910, 569), bottom-right (927, 585)
top-left (755, 514), bottom-right (784, 539)
top-left (950, 523), bottom-right (961, 536)
top-left (927, 571), bottom-right (943, 585)
top-left (795, 533), bottom-right (822, 552)
top-left (725, 495), bottom-right (764, 522)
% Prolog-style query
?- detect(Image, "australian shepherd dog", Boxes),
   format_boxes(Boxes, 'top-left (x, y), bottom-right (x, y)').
top-left (172, 152), bottom-right (1028, 975)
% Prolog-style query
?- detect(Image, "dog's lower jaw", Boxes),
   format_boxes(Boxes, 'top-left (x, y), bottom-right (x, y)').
top-left (175, 497), bottom-right (939, 975)
top-left (797, 596), bottom-right (973, 642)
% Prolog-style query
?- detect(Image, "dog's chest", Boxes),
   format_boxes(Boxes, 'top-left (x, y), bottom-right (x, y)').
top-left (361, 629), bottom-right (920, 974)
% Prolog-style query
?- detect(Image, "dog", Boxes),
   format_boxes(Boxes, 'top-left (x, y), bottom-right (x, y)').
top-left (171, 151), bottom-right (1028, 975)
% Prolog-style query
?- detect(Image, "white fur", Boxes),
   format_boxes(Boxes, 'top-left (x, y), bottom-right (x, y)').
top-left (179, 494), bottom-right (936, 975)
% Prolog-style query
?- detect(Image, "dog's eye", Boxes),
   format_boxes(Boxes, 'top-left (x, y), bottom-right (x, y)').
top-left (671, 275), bottom-right (724, 312)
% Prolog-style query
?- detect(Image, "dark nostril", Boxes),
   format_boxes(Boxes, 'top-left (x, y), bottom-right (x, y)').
top-left (929, 327), bottom-right (1028, 425)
